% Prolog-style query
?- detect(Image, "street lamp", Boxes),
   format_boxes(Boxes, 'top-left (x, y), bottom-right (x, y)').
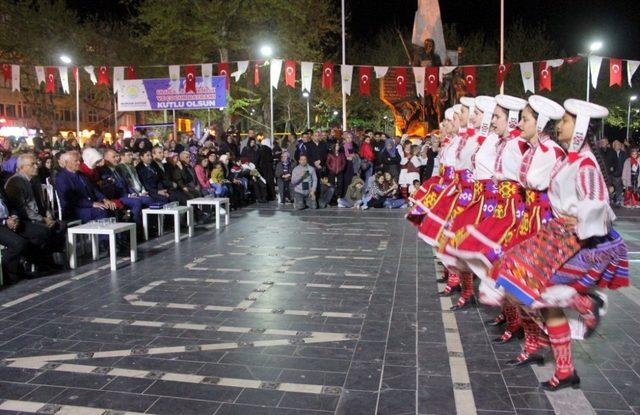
top-left (260, 44), bottom-right (275, 141)
top-left (333, 110), bottom-right (339, 116)
top-left (586, 40), bottom-right (603, 102)
top-left (60, 55), bottom-right (80, 138)
top-left (302, 91), bottom-right (310, 130)
top-left (627, 95), bottom-right (637, 141)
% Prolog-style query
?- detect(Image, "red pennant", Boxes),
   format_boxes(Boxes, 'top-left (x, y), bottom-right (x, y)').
top-left (496, 63), bottom-right (511, 88)
top-left (184, 65), bottom-right (197, 93)
top-left (253, 61), bottom-right (261, 86)
top-left (97, 66), bottom-right (109, 86)
top-left (72, 67), bottom-right (79, 88)
top-left (126, 66), bottom-right (136, 80)
top-left (463, 67), bottom-right (477, 96)
top-left (538, 62), bottom-right (552, 91)
top-left (2, 64), bottom-right (10, 81)
top-left (425, 67), bottom-right (439, 96)
top-left (395, 67), bottom-right (407, 97)
top-left (45, 66), bottom-right (56, 93)
top-left (565, 56), bottom-right (582, 65)
top-left (359, 66), bottom-right (372, 95)
top-left (284, 60), bottom-right (296, 88)
top-left (610, 58), bottom-right (622, 87)
top-left (218, 63), bottom-right (230, 90)
top-left (322, 62), bottom-right (334, 89)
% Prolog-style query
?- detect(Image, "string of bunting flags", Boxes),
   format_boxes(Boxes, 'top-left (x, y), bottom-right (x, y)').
top-left (1, 55), bottom-right (638, 99)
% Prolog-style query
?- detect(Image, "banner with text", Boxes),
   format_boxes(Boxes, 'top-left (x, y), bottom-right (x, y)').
top-left (117, 76), bottom-right (227, 111)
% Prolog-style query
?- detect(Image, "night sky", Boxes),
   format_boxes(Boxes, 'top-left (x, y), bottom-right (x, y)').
top-left (66, 0), bottom-right (640, 60)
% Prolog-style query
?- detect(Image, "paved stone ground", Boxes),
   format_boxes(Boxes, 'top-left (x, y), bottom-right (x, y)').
top-left (0, 204), bottom-right (638, 415)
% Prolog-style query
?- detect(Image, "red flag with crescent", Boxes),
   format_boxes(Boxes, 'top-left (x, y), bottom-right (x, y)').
top-left (1, 64), bottom-right (10, 81)
top-left (395, 67), bottom-right (407, 97)
top-left (463, 67), bottom-right (477, 96)
top-left (126, 66), bottom-right (136, 80)
top-left (359, 66), bottom-right (372, 95)
top-left (322, 62), bottom-right (334, 89)
top-left (45, 66), bottom-right (56, 93)
top-left (425, 67), bottom-right (438, 96)
top-left (184, 65), bottom-right (197, 93)
top-left (538, 61), bottom-right (552, 91)
top-left (610, 58), bottom-right (622, 87)
top-left (284, 60), bottom-right (296, 88)
top-left (218, 62), bottom-right (230, 90)
top-left (253, 61), bottom-right (261, 86)
top-left (496, 63), bottom-right (511, 88)
top-left (97, 65), bottom-right (109, 86)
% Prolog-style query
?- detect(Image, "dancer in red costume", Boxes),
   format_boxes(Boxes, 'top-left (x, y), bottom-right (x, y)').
top-left (486, 99), bottom-right (629, 391)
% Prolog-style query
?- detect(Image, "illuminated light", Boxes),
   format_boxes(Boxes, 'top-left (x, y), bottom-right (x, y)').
top-left (260, 45), bottom-right (273, 57)
top-left (60, 55), bottom-right (72, 64)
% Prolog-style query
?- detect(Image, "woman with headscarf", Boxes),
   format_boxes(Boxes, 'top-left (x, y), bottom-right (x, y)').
top-left (380, 138), bottom-right (401, 184)
top-left (341, 132), bottom-right (358, 197)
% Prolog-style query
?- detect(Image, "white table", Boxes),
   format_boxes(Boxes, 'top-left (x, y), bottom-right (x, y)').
top-left (142, 206), bottom-right (194, 243)
top-left (187, 197), bottom-right (230, 229)
top-left (67, 222), bottom-right (137, 271)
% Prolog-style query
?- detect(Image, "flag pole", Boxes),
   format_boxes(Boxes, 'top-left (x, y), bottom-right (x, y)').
top-left (500, 0), bottom-right (505, 94)
top-left (341, 0), bottom-right (347, 131)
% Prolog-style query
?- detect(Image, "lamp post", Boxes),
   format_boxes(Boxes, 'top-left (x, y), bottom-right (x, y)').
top-left (302, 91), bottom-right (310, 130)
top-left (383, 115), bottom-right (389, 135)
top-left (260, 45), bottom-right (274, 140)
top-left (60, 55), bottom-right (80, 138)
top-left (627, 95), bottom-right (637, 141)
top-left (586, 41), bottom-right (602, 102)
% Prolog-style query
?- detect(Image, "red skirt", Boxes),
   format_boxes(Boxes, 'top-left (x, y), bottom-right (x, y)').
top-left (407, 166), bottom-right (456, 228)
top-left (450, 181), bottom-right (525, 279)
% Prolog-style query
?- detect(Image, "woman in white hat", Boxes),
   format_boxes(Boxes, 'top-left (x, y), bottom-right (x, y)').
top-left (436, 96), bottom-right (499, 309)
top-left (489, 99), bottom-right (629, 391)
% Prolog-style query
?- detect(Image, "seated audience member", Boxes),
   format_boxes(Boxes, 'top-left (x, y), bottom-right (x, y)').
top-left (368, 172), bottom-right (406, 209)
top-left (141, 148), bottom-right (189, 205)
top-left (241, 158), bottom-right (267, 203)
top-left (338, 176), bottom-right (367, 209)
top-left (291, 155), bottom-right (317, 210)
top-left (172, 151), bottom-right (201, 199)
top-left (209, 161), bottom-right (229, 197)
top-left (55, 151), bottom-right (118, 222)
top-left (38, 155), bottom-right (54, 184)
top-left (115, 150), bottom-right (165, 203)
top-left (4, 154), bottom-right (67, 267)
top-left (79, 148), bottom-right (104, 184)
top-left (99, 149), bottom-right (154, 225)
top-left (317, 176), bottom-right (335, 209)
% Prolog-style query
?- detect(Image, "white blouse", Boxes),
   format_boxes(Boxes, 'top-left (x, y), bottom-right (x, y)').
top-left (441, 135), bottom-right (461, 168)
top-left (456, 133), bottom-right (479, 172)
top-left (518, 138), bottom-right (565, 191)
top-left (473, 133), bottom-right (499, 180)
top-left (494, 136), bottom-right (528, 182)
top-left (548, 149), bottom-right (615, 240)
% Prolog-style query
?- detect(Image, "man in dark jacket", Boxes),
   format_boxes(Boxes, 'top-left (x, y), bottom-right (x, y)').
top-left (137, 149), bottom-right (188, 205)
top-left (257, 139), bottom-right (276, 200)
top-left (610, 140), bottom-right (627, 206)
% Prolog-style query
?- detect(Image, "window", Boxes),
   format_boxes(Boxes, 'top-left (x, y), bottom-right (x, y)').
top-left (21, 105), bottom-right (30, 118)
top-left (5, 104), bottom-right (16, 118)
top-left (88, 109), bottom-right (98, 123)
top-left (0, 103), bottom-right (4, 116)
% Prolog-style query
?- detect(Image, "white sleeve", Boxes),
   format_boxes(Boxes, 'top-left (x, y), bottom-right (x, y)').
top-left (523, 146), bottom-right (562, 191)
top-left (575, 164), bottom-right (613, 239)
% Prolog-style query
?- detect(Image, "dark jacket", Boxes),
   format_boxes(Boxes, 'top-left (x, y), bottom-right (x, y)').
top-left (307, 141), bottom-right (329, 167)
top-left (54, 168), bottom-right (105, 219)
top-left (5, 172), bottom-right (47, 222)
top-left (98, 165), bottom-right (131, 200)
top-left (137, 162), bottom-right (167, 194)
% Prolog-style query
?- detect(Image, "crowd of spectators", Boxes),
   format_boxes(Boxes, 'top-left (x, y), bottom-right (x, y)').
top-left (596, 138), bottom-right (640, 208)
top-left (0, 126), bottom-right (444, 286)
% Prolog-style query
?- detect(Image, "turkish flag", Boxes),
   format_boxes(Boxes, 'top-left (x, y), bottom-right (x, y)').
top-left (538, 61), bottom-right (552, 91)
top-left (359, 66), bottom-right (372, 95)
top-left (322, 62), bottom-right (334, 89)
top-left (184, 65), bottom-right (197, 93)
top-left (284, 60), bottom-right (296, 88)
top-left (1, 64), bottom-right (10, 81)
top-left (610, 58), bottom-right (622, 87)
top-left (126, 66), bottom-right (136, 80)
top-left (97, 65), bottom-right (109, 86)
top-left (45, 66), bottom-right (56, 93)
top-left (463, 67), bottom-right (477, 96)
top-left (496, 63), bottom-right (511, 88)
top-left (253, 61), bottom-right (261, 86)
top-left (425, 67), bottom-right (439, 96)
top-left (218, 62), bottom-right (230, 90)
top-left (72, 67), bottom-right (79, 88)
top-left (395, 67), bottom-right (407, 97)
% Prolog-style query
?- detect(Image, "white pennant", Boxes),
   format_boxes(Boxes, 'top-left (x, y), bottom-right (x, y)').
top-left (519, 62), bottom-right (535, 93)
top-left (546, 59), bottom-right (564, 68)
top-left (374, 66), bottom-right (388, 78)
top-left (628, 60), bottom-right (640, 87)
top-left (35, 66), bottom-right (45, 85)
top-left (270, 59), bottom-right (283, 89)
top-left (341, 65), bottom-right (353, 96)
top-left (113, 66), bottom-right (125, 94)
top-left (11, 65), bottom-right (20, 92)
top-left (300, 61), bottom-right (313, 93)
top-left (231, 61), bottom-right (249, 82)
top-left (169, 65), bottom-right (180, 90)
top-left (438, 65), bottom-right (456, 82)
top-left (83, 66), bottom-right (97, 85)
top-left (201, 63), bottom-right (213, 89)
top-left (412, 67), bottom-right (425, 97)
top-left (589, 55), bottom-right (603, 89)
top-left (58, 66), bottom-right (69, 94)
